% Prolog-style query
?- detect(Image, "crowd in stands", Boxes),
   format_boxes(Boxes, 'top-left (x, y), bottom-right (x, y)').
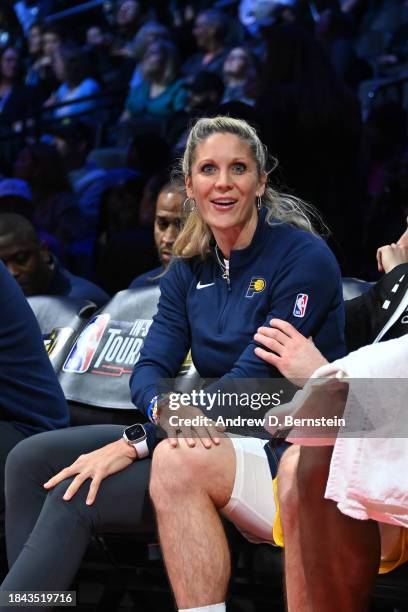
top-left (0, 0), bottom-right (406, 288)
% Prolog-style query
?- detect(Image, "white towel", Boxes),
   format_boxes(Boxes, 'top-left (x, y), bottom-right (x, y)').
top-left (321, 335), bottom-right (408, 527)
top-left (265, 335), bottom-right (408, 526)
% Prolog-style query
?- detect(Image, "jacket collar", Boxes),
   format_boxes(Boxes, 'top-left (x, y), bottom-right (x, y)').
top-left (211, 207), bottom-right (269, 269)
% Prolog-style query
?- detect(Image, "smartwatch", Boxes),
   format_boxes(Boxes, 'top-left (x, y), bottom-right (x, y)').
top-left (123, 423), bottom-right (149, 459)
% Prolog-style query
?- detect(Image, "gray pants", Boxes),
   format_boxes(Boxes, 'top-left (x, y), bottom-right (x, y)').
top-left (1, 425), bottom-right (153, 609)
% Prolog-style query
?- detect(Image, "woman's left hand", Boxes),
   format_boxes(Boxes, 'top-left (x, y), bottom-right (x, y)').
top-left (43, 438), bottom-right (137, 505)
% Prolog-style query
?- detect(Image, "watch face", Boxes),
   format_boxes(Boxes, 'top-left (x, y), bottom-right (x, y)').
top-left (125, 424), bottom-right (146, 441)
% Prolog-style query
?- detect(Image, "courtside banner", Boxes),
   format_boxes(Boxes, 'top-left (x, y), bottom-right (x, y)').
top-left (58, 286), bottom-right (161, 410)
top-left (57, 285), bottom-right (198, 411)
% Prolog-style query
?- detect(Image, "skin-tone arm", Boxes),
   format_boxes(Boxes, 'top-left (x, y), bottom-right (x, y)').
top-left (376, 244), bottom-right (408, 273)
top-left (254, 318), bottom-right (328, 387)
top-left (42, 405), bottom-right (225, 506)
top-left (377, 220), bottom-right (408, 273)
top-left (43, 438), bottom-right (137, 505)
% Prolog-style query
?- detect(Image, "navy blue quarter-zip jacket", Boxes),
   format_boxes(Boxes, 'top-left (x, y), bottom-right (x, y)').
top-left (0, 262), bottom-right (69, 436)
top-left (130, 209), bottom-right (346, 414)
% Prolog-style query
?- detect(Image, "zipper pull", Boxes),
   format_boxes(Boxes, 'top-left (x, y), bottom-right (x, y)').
top-left (223, 269), bottom-right (231, 289)
top-left (224, 259), bottom-right (231, 288)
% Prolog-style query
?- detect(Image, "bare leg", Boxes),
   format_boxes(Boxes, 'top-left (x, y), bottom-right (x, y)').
top-left (149, 438), bottom-right (236, 609)
top-left (277, 445), bottom-right (310, 612)
top-left (297, 446), bottom-right (380, 612)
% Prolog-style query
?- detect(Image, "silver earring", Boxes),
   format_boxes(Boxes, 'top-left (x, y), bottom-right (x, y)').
top-left (183, 197), bottom-right (196, 214)
top-left (257, 196), bottom-right (262, 210)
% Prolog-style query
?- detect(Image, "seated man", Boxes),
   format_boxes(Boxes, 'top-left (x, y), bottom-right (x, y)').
top-left (129, 178), bottom-right (184, 288)
top-left (0, 213), bottom-right (109, 307)
top-left (254, 226), bottom-right (408, 612)
top-left (0, 260), bottom-right (69, 514)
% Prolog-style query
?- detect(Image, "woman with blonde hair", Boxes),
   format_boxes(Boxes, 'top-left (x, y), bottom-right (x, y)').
top-left (1, 117), bottom-right (345, 608)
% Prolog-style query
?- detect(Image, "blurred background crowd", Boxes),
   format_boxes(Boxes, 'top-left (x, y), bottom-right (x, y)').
top-left (0, 0), bottom-right (407, 293)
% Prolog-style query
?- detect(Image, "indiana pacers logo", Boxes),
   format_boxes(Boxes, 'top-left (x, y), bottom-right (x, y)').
top-left (246, 277), bottom-right (266, 298)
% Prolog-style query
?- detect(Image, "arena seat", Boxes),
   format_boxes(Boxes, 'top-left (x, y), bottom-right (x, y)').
top-left (342, 276), bottom-right (373, 301)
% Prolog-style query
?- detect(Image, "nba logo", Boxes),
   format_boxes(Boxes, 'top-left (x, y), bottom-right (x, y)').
top-left (293, 293), bottom-right (308, 318)
top-left (63, 314), bottom-right (110, 373)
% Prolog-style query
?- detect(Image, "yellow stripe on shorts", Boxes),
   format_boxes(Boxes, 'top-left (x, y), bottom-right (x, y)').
top-left (271, 476), bottom-right (408, 573)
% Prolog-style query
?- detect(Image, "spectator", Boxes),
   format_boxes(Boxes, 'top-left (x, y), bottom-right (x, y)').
top-left (85, 24), bottom-right (134, 90)
top-left (222, 46), bottom-right (258, 104)
top-left (0, 178), bottom-right (33, 217)
top-left (130, 178), bottom-right (184, 287)
top-left (167, 70), bottom-right (225, 153)
top-left (46, 43), bottom-right (101, 121)
top-left (256, 23), bottom-right (363, 274)
top-left (376, 22), bottom-right (408, 76)
top-left (127, 21), bottom-right (171, 88)
top-left (126, 131), bottom-right (172, 183)
top-left (121, 40), bottom-right (187, 126)
top-left (25, 22), bottom-right (42, 85)
top-left (13, 143), bottom-right (88, 270)
top-left (86, 25), bottom-right (105, 48)
top-left (186, 70), bottom-right (225, 113)
top-left (41, 23), bottom-right (64, 68)
top-left (0, 213), bottom-right (109, 306)
top-left (0, 46), bottom-right (35, 127)
top-left (25, 23), bottom-right (61, 99)
top-left (182, 9), bottom-right (230, 77)
top-left (0, 258), bottom-right (68, 514)
top-left (95, 175), bottom-right (157, 293)
top-left (315, 6), bottom-right (371, 90)
top-left (138, 171), bottom-right (174, 226)
top-left (115, 0), bottom-right (148, 57)
top-left (48, 122), bottom-right (103, 224)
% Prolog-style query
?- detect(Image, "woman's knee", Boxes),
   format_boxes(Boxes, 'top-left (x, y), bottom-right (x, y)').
top-left (44, 478), bottom-right (96, 529)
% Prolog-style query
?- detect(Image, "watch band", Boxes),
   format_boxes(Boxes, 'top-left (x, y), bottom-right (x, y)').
top-left (123, 425), bottom-right (149, 460)
top-left (132, 437), bottom-right (149, 459)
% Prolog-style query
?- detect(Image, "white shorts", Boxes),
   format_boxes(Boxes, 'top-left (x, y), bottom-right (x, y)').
top-left (221, 436), bottom-right (276, 544)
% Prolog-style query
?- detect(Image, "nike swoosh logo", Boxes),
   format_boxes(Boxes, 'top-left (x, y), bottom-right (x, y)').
top-left (196, 281), bottom-right (215, 289)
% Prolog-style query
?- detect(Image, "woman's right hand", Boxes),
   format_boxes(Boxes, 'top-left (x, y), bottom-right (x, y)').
top-left (43, 438), bottom-right (137, 506)
top-left (158, 399), bottom-right (225, 449)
